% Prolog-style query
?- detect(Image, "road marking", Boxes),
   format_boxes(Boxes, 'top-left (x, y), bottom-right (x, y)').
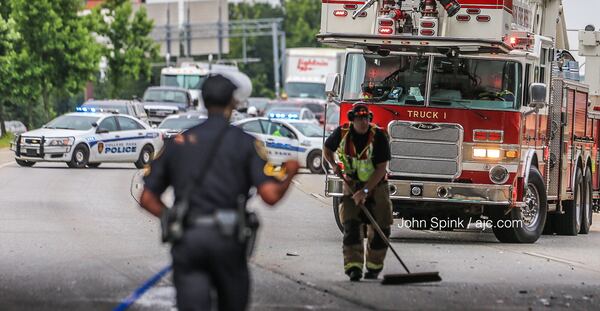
top-left (311, 193), bottom-right (327, 201)
top-left (0, 161), bottom-right (14, 169)
top-left (114, 265), bottom-right (172, 311)
top-left (523, 251), bottom-right (585, 266)
top-left (291, 179), bottom-right (301, 186)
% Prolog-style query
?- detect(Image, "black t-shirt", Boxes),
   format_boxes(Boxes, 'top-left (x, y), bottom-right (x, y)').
top-left (325, 124), bottom-right (391, 166)
top-left (144, 115), bottom-right (273, 214)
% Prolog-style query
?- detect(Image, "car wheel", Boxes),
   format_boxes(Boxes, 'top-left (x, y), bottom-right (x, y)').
top-left (333, 196), bottom-right (344, 234)
top-left (15, 159), bottom-right (35, 167)
top-left (135, 144), bottom-right (154, 169)
top-left (492, 167), bottom-right (548, 243)
top-left (87, 163), bottom-right (101, 168)
top-left (307, 150), bottom-right (324, 174)
top-left (67, 144), bottom-right (89, 168)
top-left (553, 168), bottom-right (583, 236)
top-left (580, 166), bottom-right (593, 234)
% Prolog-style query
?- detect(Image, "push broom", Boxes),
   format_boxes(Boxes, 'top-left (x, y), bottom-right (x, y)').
top-left (336, 172), bottom-right (442, 285)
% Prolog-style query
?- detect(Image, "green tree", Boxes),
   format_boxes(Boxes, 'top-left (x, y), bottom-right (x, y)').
top-left (283, 0), bottom-right (321, 48)
top-left (91, 0), bottom-right (159, 99)
top-left (229, 2), bottom-right (284, 97)
top-left (0, 8), bottom-right (18, 136)
top-left (11, 0), bottom-right (101, 123)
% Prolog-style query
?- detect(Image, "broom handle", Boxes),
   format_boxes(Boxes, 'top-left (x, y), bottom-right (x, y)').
top-left (336, 173), bottom-right (411, 274)
top-left (357, 202), bottom-right (411, 274)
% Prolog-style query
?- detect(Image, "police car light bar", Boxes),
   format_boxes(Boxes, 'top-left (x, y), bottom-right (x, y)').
top-left (75, 107), bottom-right (120, 114)
top-left (269, 113), bottom-right (300, 120)
top-left (76, 107), bottom-right (97, 113)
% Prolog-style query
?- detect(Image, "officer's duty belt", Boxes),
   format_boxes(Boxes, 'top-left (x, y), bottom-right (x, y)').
top-left (186, 215), bottom-right (217, 227)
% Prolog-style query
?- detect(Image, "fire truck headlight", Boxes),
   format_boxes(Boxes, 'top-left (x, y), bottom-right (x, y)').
top-left (487, 149), bottom-right (501, 159)
top-left (473, 148), bottom-right (501, 159)
top-left (489, 165), bottom-right (509, 184)
top-left (473, 148), bottom-right (487, 158)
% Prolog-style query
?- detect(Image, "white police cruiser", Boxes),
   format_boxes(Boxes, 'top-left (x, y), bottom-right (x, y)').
top-left (11, 111), bottom-right (163, 168)
top-left (234, 117), bottom-right (327, 174)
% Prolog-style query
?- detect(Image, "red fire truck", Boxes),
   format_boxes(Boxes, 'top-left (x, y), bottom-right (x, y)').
top-left (320, 0), bottom-right (600, 243)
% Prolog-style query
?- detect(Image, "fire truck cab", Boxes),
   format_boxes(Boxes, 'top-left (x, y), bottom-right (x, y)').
top-left (321, 0), bottom-right (599, 243)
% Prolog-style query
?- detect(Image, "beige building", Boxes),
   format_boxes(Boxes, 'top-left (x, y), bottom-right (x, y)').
top-left (138, 0), bottom-right (230, 57)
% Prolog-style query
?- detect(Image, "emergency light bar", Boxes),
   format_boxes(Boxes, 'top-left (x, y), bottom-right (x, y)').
top-left (75, 107), bottom-right (120, 114)
top-left (269, 113), bottom-right (300, 120)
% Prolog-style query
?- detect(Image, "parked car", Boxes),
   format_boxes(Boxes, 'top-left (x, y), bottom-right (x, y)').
top-left (142, 86), bottom-right (197, 125)
top-left (158, 113), bottom-right (207, 139)
top-left (1, 120), bottom-right (27, 136)
top-left (11, 112), bottom-right (162, 168)
top-left (233, 117), bottom-right (327, 174)
top-left (79, 99), bottom-right (149, 124)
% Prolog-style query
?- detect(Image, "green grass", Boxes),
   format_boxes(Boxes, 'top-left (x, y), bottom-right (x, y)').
top-left (0, 133), bottom-right (15, 149)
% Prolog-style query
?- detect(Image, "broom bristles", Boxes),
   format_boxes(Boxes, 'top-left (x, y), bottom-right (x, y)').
top-left (381, 272), bottom-right (442, 285)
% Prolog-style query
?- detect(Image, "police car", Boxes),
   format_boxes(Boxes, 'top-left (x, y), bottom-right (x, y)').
top-left (11, 112), bottom-right (163, 168)
top-left (233, 117), bottom-right (327, 174)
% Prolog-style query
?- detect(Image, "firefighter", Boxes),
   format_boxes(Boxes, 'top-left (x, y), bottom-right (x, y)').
top-left (140, 73), bottom-right (299, 310)
top-left (323, 104), bottom-right (393, 281)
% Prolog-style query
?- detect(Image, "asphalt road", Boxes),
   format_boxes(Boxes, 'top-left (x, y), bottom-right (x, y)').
top-left (0, 152), bottom-right (599, 310)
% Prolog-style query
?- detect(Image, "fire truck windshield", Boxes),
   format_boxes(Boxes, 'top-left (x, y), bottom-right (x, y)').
top-left (342, 53), bottom-right (429, 104)
top-left (342, 53), bottom-right (522, 111)
top-left (429, 57), bottom-right (522, 111)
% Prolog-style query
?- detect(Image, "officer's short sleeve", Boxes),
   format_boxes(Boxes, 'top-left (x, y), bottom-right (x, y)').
top-left (143, 141), bottom-right (172, 195)
top-left (324, 127), bottom-right (342, 151)
top-left (248, 138), bottom-right (275, 187)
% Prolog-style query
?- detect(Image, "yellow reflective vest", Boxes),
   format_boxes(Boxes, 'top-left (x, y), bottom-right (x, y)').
top-left (336, 124), bottom-right (377, 182)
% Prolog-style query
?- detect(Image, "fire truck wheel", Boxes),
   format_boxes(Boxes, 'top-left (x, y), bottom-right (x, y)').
top-left (15, 159), bottom-right (36, 167)
top-left (554, 168), bottom-right (583, 236)
top-left (333, 197), bottom-right (343, 233)
top-left (579, 167), bottom-right (593, 234)
top-left (492, 167), bottom-right (548, 243)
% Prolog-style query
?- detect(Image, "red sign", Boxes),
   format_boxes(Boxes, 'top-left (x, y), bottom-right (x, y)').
top-left (296, 58), bottom-right (330, 72)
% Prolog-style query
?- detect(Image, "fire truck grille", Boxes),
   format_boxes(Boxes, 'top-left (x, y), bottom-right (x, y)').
top-left (387, 121), bottom-right (463, 179)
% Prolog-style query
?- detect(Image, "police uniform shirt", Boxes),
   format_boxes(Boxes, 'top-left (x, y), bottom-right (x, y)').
top-left (325, 124), bottom-right (391, 166)
top-left (144, 115), bottom-right (273, 214)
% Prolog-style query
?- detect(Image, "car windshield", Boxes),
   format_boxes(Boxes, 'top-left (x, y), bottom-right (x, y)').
top-left (285, 82), bottom-right (326, 99)
top-left (82, 103), bottom-right (126, 113)
top-left (343, 53), bottom-right (429, 105)
top-left (429, 57), bottom-right (522, 110)
top-left (144, 90), bottom-right (189, 106)
top-left (291, 122), bottom-right (327, 137)
top-left (158, 117), bottom-right (205, 130)
top-left (161, 74), bottom-right (205, 90)
top-left (44, 115), bottom-right (99, 131)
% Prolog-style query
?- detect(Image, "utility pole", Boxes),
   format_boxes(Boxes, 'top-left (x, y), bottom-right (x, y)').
top-left (218, 0), bottom-right (223, 60)
top-left (272, 22), bottom-right (280, 98)
top-left (178, 0), bottom-right (185, 56)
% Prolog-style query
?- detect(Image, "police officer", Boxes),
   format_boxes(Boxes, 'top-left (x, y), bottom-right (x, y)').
top-left (140, 73), bottom-right (300, 311)
top-left (323, 104), bottom-right (393, 282)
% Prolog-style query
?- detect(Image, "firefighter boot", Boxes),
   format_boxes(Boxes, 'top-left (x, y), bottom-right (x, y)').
top-left (364, 266), bottom-right (382, 280)
top-left (346, 267), bottom-right (363, 282)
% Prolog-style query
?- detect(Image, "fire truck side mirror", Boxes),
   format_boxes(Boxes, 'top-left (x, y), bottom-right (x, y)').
top-left (325, 73), bottom-right (341, 99)
top-left (529, 83), bottom-right (547, 108)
